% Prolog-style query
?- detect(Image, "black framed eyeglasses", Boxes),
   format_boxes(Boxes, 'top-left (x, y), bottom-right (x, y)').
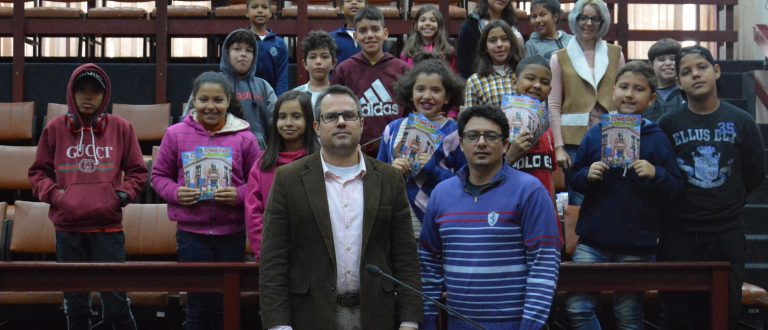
top-left (463, 131), bottom-right (503, 144)
top-left (577, 15), bottom-right (603, 24)
top-left (319, 110), bottom-right (361, 124)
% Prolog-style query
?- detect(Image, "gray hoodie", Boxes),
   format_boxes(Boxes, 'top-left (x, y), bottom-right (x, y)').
top-left (184, 29), bottom-right (276, 149)
top-left (524, 30), bottom-right (574, 60)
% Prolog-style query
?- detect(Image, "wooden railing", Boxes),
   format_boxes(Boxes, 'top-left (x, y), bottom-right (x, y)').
top-left (0, 0), bottom-right (739, 103)
top-left (0, 261), bottom-right (729, 330)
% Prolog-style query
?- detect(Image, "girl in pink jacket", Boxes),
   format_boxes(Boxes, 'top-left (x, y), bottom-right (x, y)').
top-left (151, 71), bottom-right (260, 328)
top-left (245, 90), bottom-right (318, 259)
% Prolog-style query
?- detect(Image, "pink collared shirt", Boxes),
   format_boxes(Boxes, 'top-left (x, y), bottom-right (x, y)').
top-left (320, 150), bottom-right (367, 295)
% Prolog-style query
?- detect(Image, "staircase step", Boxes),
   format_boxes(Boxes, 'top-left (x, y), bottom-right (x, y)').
top-left (744, 204), bottom-right (768, 233)
top-left (746, 234), bottom-right (768, 263)
top-left (747, 177), bottom-right (768, 204)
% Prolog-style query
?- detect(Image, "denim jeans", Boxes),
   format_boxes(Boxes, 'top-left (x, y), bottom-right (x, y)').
top-left (564, 145), bottom-right (584, 206)
top-left (565, 244), bottom-right (655, 330)
top-left (55, 231), bottom-right (137, 330)
top-left (176, 230), bottom-right (245, 330)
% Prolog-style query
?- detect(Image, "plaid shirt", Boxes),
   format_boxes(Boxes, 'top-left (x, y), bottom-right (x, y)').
top-left (464, 70), bottom-right (516, 108)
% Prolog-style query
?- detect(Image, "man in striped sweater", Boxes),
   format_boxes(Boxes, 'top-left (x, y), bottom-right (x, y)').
top-left (419, 106), bottom-right (562, 330)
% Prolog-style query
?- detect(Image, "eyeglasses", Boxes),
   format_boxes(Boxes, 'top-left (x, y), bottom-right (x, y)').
top-left (463, 131), bottom-right (503, 144)
top-left (577, 15), bottom-right (603, 24)
top-left (319, 110), bottom-right (361, 124)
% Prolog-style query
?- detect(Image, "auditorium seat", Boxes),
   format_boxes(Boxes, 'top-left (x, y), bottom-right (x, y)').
top-left (151, 0), bottom-right (210, 18)
top-left (88, 0), bottom-right (150, 19)
top-left (0, 145), bottom-right (38, 219)
top-left (25, 0), bottom-right (86, 18)
top-left (368, 0), bottom-right (401, 19)
top-left (44, 103), bottom-right (68, 127)
top-left (409, 0), bottom-right (466, 20)
top-left (112, 103), bottom-right (170, 162)
top-left (90, 203), bottom-right (178, 320)
top-left (0, 201), bottom-right (63, 313)
top-left (280, 0), bottom-right (336, 18)
top-left (0, 102), bottom-right (35, 145)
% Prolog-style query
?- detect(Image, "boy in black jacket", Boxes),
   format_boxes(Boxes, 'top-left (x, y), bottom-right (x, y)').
top-left (657, 45), bottom-right (766, 330)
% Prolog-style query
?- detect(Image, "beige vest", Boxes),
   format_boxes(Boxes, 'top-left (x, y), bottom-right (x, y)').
top-left (557, 44), bottom-right (621, 146)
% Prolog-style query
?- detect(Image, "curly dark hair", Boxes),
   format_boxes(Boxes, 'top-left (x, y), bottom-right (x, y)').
top-left (394, 58), bottom-right (465, 115)
top-left (301, 30), bottom-right (338, 60)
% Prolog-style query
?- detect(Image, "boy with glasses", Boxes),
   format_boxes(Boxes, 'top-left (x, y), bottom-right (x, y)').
top-left (419, 105), bottom-right (561, 330)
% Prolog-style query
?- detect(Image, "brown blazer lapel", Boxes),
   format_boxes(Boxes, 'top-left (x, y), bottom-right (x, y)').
top-left (361, 156), bottom-right (382, 259)
top-left (300, 154), bottom-right (337, 267)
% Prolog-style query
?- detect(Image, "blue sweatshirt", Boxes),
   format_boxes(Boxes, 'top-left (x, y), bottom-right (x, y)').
top-left (254, 29), bottom-right (289, 96)
top-left (376, 118), bottom-right (466, 221)
top-left (330, 25), bottom-right (361, 67)
top-left (420, 164), bottom-right (562, 330)
top-left (571, 119), bottom-right (684, 254)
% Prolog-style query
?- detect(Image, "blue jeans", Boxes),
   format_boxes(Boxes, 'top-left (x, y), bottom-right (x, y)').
top-left (564, 145), bottom-right (584, 206)
top-left (565, 244), bottom-right (655, 330)
top-left (176, 230), bottom-right (245, 330)
top-left (55, 231), bottom-right (137, 330)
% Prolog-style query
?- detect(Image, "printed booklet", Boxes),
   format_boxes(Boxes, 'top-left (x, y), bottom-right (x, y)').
top-left (181, 146), bottom-right (233, 200)
top-left (601, 114), bottom-right (641, 168)
top-left (501, 94), bottom-right (549, 143)
top-left (392, 113), bottom-right (445, 175)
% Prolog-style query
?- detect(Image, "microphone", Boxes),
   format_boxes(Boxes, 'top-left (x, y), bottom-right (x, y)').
top-left (365, 264), bottom-right (486, 330)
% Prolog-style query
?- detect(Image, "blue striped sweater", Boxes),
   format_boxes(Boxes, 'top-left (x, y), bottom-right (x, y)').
top-left (419, 164), bottom-right (562, 330)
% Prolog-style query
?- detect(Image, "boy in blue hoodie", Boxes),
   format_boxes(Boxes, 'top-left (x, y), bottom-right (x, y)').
top-left (246, 0), bottom-right (288, 96)
top-left (217, 28), bottom-right (276, 149)
top-left (29, 63), bottom-right (148, 330)
top-left (331, 0), bottom-right (364, 65)
top-left (565, 61), bottom-right (684, 329)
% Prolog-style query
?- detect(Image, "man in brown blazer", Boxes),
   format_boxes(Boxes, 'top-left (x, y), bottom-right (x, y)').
top-left (260, 85), bottom-right (422, 330)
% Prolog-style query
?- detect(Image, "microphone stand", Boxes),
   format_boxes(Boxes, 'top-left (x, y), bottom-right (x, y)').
top-left (365, 264), bottom-right (486, 330)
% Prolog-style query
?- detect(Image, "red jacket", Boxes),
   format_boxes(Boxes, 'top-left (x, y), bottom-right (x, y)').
top-left (28, 63), bottom-right (148, 231)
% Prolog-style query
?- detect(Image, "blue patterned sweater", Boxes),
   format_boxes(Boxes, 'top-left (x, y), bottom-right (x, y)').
top-left (419, 164), bottom-right (562, 330)
top-left (376, 118), bottom-right (466, 221)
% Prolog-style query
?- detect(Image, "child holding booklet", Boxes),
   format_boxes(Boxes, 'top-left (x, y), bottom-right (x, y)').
top-left (377, 58), bottom-right (466, 234)
top-left (151, 71), bottom-right (260, 329)
top-left (565, 61), bottom-right (683, 329)
top-left (506, 55), bottom-right (558, 199)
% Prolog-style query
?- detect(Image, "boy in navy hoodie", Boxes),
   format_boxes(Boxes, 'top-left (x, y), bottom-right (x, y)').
top-left (566, 61), bottom-right (683, 329)
top-left (28, 63), bottom-right (148, 330)
top-left (658, 46), bottom-right (766, 330)
top-left (331, 0), bottom-right (364, 65)
top-left (246, 0), bottom-right (288, 96)
top-left (331, 6), bottom-right (409, 156)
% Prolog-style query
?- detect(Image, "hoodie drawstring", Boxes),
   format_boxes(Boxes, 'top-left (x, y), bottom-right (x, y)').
top-left (76, 128), bottom-right (100, 166)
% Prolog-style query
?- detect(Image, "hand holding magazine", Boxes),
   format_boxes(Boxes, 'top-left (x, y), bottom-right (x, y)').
top-left (501, 94), bottom-right (549, 144)
top-left (392, 113), bottom-right (445, 176)
top-left (600, 114), bottom-right (641, 169)
top-left (181, 146), bottom-right (233, 201)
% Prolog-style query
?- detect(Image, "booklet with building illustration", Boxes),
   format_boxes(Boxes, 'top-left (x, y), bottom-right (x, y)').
top-left (501, 94), bottom-right (549, 143)
top-left (181, 146), bottom-right (233, 200)
top-left (601, 114), bottom-right (641, 168)
top-left (392, 113), bottom-right (445, 175)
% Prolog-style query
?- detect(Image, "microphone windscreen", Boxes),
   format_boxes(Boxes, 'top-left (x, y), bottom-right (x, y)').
top-left (365, 264), bottom-right (381, 275)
